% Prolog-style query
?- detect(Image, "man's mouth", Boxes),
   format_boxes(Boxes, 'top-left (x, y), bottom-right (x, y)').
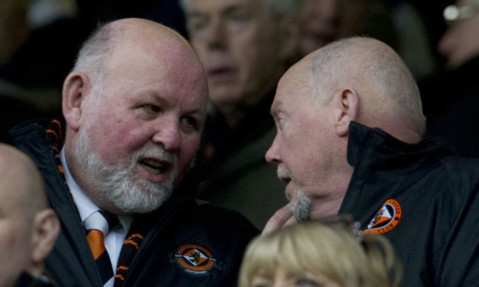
top-left (207, 66), bottom-right (237, 81)
top-left (277, 165), bottom-right (292, 184)
top-left (139, 158), bottom-right (171, 175)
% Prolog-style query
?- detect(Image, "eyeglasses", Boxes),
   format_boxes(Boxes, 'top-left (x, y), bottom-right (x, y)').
top-left (443, 1), bottom-right (479, 24)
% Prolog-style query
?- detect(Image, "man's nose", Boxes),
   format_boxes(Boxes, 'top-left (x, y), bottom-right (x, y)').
top-left (265, 135), bottom-right (281, 164)
top-left (203, 17), bottom-right (227, 50)
top-left (152, 118), bottom-right (180, 152)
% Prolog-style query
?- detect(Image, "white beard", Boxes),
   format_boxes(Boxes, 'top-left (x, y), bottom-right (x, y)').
top-left (72, 126), bottom-right (178, 214)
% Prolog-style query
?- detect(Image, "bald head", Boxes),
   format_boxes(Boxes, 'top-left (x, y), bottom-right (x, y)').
top-left (0, 144), bottom-right (60, 286)
top-left (304, 37), bottom-right (426, 143)
top-left (72, 18), bottom-right (206, 98)
top-left (0, 144), bottom-right (47, 217)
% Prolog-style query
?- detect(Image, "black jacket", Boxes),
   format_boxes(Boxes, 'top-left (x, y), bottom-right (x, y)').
top-left (11, 119), bottom-right (259, 287)
top-left (340, 122), bottom-right (479, 286)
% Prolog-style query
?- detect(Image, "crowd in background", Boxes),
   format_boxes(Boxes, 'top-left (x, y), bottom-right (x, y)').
top-left (2, 0), bottom-right (479, 286)
top-left (1, 0), bottom-right (477, 146)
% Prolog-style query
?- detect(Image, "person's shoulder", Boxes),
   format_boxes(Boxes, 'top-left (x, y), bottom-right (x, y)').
top-left (9, 118), bottom-right (51, 138)
top-left (424, 153), bottom-right (479, 198)
top-left (437, 154), bottom-right (479, 173)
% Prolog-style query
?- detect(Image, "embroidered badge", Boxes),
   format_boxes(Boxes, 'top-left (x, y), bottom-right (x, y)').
top-left (174, 244), bottom-right (216, 276)
top-left (364, 199), bottom-right (402, 234)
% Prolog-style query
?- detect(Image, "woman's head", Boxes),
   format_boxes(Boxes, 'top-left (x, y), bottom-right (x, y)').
top-left (239, 220), bottom-right (402, 287)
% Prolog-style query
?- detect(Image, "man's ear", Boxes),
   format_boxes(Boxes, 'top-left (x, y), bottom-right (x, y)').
top-left (333, 88), bottom-right (359, 137)
top-left (62, 72), bottom-right (90, 131)
top-left (31, 209), bottom-right (60, 265)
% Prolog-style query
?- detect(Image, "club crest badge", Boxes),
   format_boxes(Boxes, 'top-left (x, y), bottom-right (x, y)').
top-left (174, 244), bottom-right (216, 276)
top-left (364, 199), bottom-right (402, 234)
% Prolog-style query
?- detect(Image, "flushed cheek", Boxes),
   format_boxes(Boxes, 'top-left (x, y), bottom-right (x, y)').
top-left (94, 127), bottom-right (151, 166)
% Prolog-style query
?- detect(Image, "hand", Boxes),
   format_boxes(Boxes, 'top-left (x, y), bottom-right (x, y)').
top-left (262, 203), bottom-right (297, 235)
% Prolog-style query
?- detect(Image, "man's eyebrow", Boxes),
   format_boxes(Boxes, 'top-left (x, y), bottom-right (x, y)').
top-left (222, 4), bottom-right (250, 15)
top-left (187, 10), bottom-right (206, 19)
top-left (270, 99), bottom-right (284, 116)
top-left (187, 2), bottom-right (249, 17)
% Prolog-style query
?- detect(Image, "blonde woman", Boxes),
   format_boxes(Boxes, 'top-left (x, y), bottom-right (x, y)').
top-left (239, 220), bottom-right (402, 287)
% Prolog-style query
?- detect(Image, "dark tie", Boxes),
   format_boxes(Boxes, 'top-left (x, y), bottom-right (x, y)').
top-left (84, 210), bottom-right (118, 285)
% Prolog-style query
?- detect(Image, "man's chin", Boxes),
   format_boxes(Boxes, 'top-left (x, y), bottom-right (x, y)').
top-left (108, 184), bottom-right (173, 214)
top-left (290, 189), bottom-right (312, 222)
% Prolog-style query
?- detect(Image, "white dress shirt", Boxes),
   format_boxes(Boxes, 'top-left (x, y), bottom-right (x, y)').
top-left (60, 148), bottom-right (132, 286)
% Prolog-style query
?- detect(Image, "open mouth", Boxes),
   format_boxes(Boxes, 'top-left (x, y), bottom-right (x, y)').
top-left (139, 158), bottom-right (171, 175)
top-left (277, 165), bottom-right (292, 184)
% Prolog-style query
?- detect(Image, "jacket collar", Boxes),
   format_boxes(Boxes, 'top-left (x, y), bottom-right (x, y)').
top-left (340, 122), bottom-right (453, 224)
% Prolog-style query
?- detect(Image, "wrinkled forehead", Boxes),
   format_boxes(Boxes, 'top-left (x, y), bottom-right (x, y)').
top-left (106, 34), bottom-right (206, 83)
top-left (272, 61), bottom-right (312, 109)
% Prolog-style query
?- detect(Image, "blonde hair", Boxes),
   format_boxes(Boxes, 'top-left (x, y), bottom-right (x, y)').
top-left (239, 221), bottom-right (402, 287)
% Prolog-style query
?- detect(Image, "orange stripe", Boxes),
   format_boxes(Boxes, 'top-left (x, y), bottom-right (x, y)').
top-left (128, 233), bottom-right (144, 240)
top-left (115, 274), bottom-right (125, 281)
top-left (117, 266), bottom-right (128, 272)
top-left (124, 239), bottom-right (139, 249)
top-left (57, 165), bottom-right (64, 173)
top-left (46, 129), bottom-right (58, 140)
top-left (87, 230), bottom-right (105, 259)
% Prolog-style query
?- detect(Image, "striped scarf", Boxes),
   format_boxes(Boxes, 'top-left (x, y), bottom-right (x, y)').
top-left (46, 119), bottom-right (146, 286)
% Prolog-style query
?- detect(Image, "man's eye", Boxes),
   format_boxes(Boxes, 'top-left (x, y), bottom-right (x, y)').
top-left (188, 16), bottom-right (208, 33)
top-left (229, 10), bottom-right (250, 22)
top-left (181, 116), bottom-right (199, 132)
top-left (275, 116), bottom-right (286, 131)
top-left (143, 104), bottom-right (161, 114)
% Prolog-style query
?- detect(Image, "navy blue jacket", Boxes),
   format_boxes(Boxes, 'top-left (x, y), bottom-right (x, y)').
top-left (11, 119), bottom-right (259, 287)
top-left (341, 122), bottom-right (479, 286)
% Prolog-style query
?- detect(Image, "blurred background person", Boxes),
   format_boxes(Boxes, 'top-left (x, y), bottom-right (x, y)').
top-left (438, 0), bottom-right (479, 69)
top-left (180, 0), bottom-right (302, 229)
top-left (0, 0), bottom-right (81, 143)
top-left (298, 0), bottom-right (436, 80)
top-left (419, 0), bottom-right (479, 157)
top-left (0, 143), bottom-right (60, 287)
top-left (74, 0), bottom-right (187, 38)
top-left (239, 220), bottom-right (402, 287)
top-left (0, 0), bottom-right (43, 143)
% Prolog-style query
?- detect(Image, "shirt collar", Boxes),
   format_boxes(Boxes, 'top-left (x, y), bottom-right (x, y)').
top-left (60, 148), bottom-right (132, 231)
